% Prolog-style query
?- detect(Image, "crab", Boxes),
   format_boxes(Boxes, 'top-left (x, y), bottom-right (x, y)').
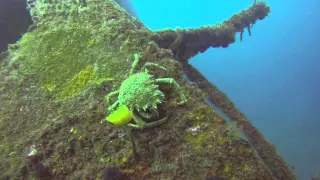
top-left (106, 53), bottom-right (187, 129)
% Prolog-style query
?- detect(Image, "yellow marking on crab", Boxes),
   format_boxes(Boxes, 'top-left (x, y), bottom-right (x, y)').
top-left (106, 105), bottom-right (133, 126)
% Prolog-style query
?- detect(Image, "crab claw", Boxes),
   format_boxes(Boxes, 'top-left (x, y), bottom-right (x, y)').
top-left (178, 99), bottom-right (187, 105)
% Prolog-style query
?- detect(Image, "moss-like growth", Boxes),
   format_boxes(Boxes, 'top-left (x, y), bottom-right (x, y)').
top-left (10, 21), bottom-right (96, 98)
top-left (185, 106), bottom-right (224, 151)
top-left (9, 0), bottom-right (143, 100)
top-left (57, 65), bottom-right (96, 99)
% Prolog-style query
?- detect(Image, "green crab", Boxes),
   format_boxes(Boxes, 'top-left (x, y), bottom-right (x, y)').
top-left (106, 53), bottom-right (187, 129)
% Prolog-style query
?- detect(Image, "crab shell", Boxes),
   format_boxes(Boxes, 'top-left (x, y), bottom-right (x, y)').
top-left (117, 72), bottom-right (164, 111)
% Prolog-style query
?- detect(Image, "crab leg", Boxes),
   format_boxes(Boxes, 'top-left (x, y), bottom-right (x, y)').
top-left (129, 53), bottom-right (141, 75)
top-left (123, 126), bottom-right (137, 156)
top-left (108, 100), bottom-right (119, 111)
top-left (150, 107), bottom-right (159, 117)
top-left (137, 109), bottom-right (153, 119)
top-left (155, 78), bottom-right (187, 105)
top-left (127, 113), bottom-right (168, 129)
top-left (105, 90), bottom-right (119, 105)
top-left (142, 62), bottom-right (167, 72)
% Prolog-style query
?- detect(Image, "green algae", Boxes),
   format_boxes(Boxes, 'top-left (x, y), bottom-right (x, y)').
top-left (10, 22), bottom-right (96, 97)
top-left (8, 0), bottom-right (143, 101)
top-left (57, 65), bottom-right (96, 99)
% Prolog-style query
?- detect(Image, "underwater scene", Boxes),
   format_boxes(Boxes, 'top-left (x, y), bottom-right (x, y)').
top-left (0, 0), bottom-right (319, 179)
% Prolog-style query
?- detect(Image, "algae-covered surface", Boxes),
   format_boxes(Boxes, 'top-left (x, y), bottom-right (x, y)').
top-left (0, 0), bottom-right (282, 179)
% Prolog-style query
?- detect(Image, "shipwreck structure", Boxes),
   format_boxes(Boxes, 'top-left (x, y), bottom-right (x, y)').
top-left (0, 0), bottom-right (296, 179)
